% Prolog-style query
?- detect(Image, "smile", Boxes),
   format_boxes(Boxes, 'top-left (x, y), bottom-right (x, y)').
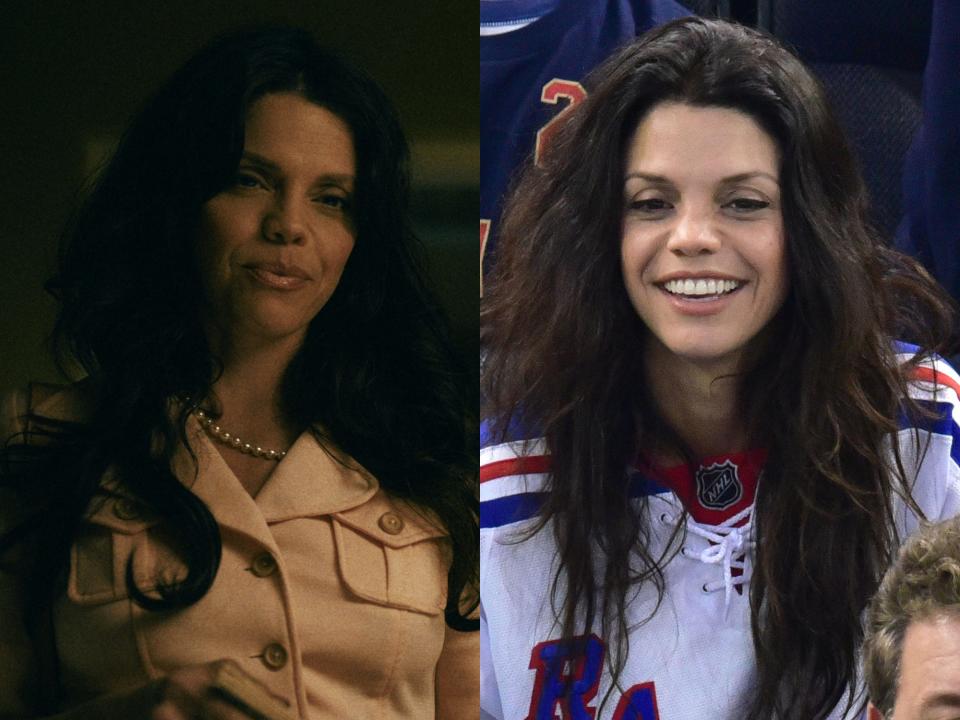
top-left (245, 266), bottom-right (309, 290)
top-left (662, 278), bottom-right (742, 299)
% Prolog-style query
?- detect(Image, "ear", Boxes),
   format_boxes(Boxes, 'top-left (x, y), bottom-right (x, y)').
top-left (867, 703), bottom-right (885, 720)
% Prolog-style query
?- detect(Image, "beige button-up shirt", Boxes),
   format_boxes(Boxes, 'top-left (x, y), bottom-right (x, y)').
top-left (0, 386), bottom-right (479, 719)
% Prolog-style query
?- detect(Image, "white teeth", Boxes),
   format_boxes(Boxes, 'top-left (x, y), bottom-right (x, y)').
top-left (663, 278), bottom-right (740, 297)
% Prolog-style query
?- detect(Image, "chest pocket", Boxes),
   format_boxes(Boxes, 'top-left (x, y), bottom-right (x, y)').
top-left (67, 495), bottom-right (184, 606)
top-left (331, 497), bottom-right (450, 616)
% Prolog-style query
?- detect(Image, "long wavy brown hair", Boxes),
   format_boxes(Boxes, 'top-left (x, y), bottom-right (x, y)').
top-left (481, 17), bottom-right (957, 720)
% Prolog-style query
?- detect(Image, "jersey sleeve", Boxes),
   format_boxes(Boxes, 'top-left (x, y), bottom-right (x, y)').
top-left (894, 348), bottom-right (960, 534)
top-left (480, 418), bottom-right (551, 720)
top-left (480, 417), bottom-right (551, 533)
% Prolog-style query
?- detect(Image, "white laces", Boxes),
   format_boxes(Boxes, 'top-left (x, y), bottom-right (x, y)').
top-left (682, 505), bottom-right (755, 617)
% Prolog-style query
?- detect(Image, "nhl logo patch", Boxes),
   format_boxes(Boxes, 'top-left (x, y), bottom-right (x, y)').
top-left (695, 459), bottom-right (743, 510)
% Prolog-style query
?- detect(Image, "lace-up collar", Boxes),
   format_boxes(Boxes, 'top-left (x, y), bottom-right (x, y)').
top-left (686, 505), bottom-right (755, 615)
top-left (636, 449), bottom-right (766, 617)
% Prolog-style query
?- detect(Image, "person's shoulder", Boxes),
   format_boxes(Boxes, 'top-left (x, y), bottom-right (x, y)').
top-left (889, 343), bottom-right (960, 527)
top-left (480, 417), bottom-right (550, 533)
top-left (895, 342), bottom-right (960, 410)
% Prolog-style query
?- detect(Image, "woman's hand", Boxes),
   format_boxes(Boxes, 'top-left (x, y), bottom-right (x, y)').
top-left (43, 658), bottom-right (293, 720)
top-left (147, 658), bottom-right (291, 720)
top-left (45, 658), bottom-right (292, 720)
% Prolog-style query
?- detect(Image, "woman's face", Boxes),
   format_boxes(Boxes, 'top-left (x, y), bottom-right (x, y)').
top-left (620, 101), bottom-right (788, 373)
top-left (196, 92), bottom-right (356, 346)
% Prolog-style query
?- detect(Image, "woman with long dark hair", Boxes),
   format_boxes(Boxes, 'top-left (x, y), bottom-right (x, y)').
top-left (0, 27), bottom-right (478, 719)
top-left (481, 17), bottom-right (958, 720)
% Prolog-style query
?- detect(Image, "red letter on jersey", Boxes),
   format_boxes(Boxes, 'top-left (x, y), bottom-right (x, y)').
top-left (534, 79), bottom-right (587, 166)
top-left (525, 634), bottom-right (604, 720)
top-left (612, 682), bottom-right (661, 720)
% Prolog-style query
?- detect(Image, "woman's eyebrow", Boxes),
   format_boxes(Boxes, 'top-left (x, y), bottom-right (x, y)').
top-left (239, 151), bottom-right (281, 171)
top-left (719, 171), bottom-right (779, 186)
top-left (623, 171), bottom-right (779, 186)
top-left (623, 172), bottom-right (673, 184)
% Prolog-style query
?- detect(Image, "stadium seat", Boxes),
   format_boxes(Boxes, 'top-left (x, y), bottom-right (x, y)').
top-left (751, 0), bottom-right (933, 240)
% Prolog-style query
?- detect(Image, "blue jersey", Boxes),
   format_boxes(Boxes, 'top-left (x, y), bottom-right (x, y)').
top-left (479, 0), bottom-right (690, 293)
top-left (480, 347), bottom-right (960, 719)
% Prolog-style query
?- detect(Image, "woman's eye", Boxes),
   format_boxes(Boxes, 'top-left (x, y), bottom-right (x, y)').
top-left (725, 198), bottom-right (769, 212)
top-left (235, 172), bottom-right (265, 189)
top-left (316, 193), bottom-right (351, 211)
top-left (629, 198), bottom-right (672, 213)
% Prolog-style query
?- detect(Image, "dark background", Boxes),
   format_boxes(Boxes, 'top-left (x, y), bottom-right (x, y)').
top-left (0, 1), bottom-right (479, 396)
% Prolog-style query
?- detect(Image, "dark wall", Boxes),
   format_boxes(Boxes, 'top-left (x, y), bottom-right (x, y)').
top-left (0, 1), bottom-right (479, 395)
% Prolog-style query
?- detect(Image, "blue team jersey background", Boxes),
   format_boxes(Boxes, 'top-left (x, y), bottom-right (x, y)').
top-left (482, 0), bottom-right (960, 308)
top-left (480, 0), bottom-right (690, 279)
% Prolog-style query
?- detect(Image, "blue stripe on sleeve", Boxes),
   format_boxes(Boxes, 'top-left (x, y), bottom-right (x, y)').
top-left (481, 415), bottom-right (543, 449)
top-left (898, 400), bottom-right (960, 468)
top-left (481, 492), bottom-right (547, 529)
top-left (894, 340), bottom-right (921, 355)
top-left (481, 475), bottom-right (670, 529)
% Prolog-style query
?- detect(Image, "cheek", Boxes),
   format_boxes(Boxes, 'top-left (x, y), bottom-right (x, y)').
top-left (742, 222), bottom-right (788, 296)
top-left (620, 229), bottom-right (656, 286)
top-left (339, 235), bottom-right (357, 265)
top-left (200, 194), bottom-right (263, 243)
top-left (763, 233), bottom-right (789, 303)
top-left (195, 206), bottom-right (249, 292)
top-left (325, 232), bottom-right (356, 274)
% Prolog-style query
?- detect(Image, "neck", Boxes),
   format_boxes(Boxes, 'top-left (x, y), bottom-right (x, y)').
top-left (204, 328), bottom-right (305, 448)
top-left (644, 339), bottom-right (748, 461)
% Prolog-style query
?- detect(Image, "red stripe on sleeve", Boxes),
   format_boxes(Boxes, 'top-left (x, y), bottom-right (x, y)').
top-left (480, 455), bottom-right (552, 483)
top-left (911, 365), bottom-right (960, 398)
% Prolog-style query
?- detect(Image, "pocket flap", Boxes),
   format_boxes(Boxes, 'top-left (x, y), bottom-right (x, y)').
top-left (68, 515), bottom-right (183, 606)
top-left (332, 495), bottom-right (449, 616)
top-left (85, 495), bottom-right (158, 535)
top-left (332, 493), bottom-right (446, 548)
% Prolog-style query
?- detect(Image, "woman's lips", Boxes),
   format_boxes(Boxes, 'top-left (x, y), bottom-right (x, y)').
top-left (245, 266), bottom-right (308, 290)
top-left (659, 282), bottom-right (744, 316)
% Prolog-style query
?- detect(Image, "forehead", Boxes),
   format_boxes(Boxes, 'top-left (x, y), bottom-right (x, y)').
top-left (896, 614), bottom-right (960, 713)
top-left (624, 102), bottom-right (779, 181)
top-left (242, 92), bottom-right (355, 177)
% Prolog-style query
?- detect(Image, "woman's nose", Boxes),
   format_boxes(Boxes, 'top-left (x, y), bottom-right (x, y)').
top-left (666, 205), bottom-right (721, 256)
top-left (261, 194), bottom-right (307, 245)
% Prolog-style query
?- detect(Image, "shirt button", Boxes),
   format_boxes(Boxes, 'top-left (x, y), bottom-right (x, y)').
top-left (113, 498), bottom-right (140, 521)
top-left (262, 643), bottom-right (288, 670)
top-left (378, 511), bottom-right (404, 535)
top-left (251, 552), bottom-right (277, 578)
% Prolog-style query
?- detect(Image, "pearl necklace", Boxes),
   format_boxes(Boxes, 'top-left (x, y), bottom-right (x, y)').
top-left (194, 408), bottom-right (287, 461)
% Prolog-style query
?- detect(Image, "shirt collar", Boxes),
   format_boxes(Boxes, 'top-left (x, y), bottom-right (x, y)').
top-left (175, 419), bottom-right (379, 537)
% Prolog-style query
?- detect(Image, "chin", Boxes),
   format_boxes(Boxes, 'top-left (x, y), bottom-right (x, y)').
top-left (242, 312), bottom-right (312, 341)
top-left (658, 335), bottom-right (745, 370)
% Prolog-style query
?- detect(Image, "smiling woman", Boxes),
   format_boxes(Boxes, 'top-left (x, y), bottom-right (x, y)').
top-left (0, 27), bottom-right (477, 720)
top-left (194, 94), bottom-right (360, 499)
top-left (197, 95), bottom-right (358, 347)
top-left (621, 103), bottom-right (788, 415)
top-left (481, 16), bottom-right (959, 720)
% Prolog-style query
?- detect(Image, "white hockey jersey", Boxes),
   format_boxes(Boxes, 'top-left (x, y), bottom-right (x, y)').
top-left (480, 347), bottom-right (960, 719)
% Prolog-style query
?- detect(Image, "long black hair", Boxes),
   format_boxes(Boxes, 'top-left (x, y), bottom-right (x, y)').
top-left (482, 16), bottom-right (955, 719)
top-left (1, 27), bottom-right (477, 630)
